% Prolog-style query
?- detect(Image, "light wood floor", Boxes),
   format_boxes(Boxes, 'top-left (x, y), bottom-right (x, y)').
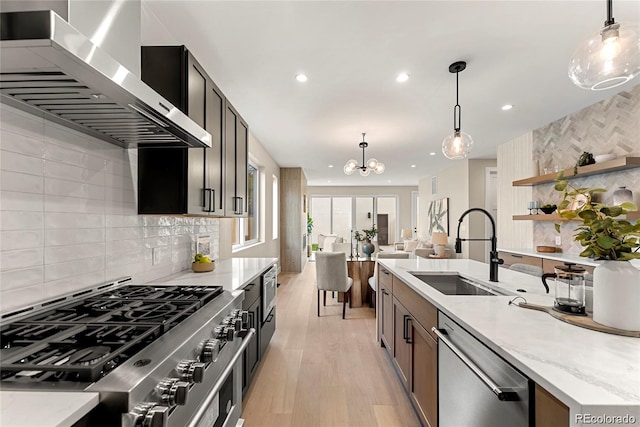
top-left (241, 261), bottom-right (420, 427)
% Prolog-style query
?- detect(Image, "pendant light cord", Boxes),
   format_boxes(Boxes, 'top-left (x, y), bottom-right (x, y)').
top-left (605, 0), bottom-right (615, 26)
top-left (453, 70), bottom-right (461, 132)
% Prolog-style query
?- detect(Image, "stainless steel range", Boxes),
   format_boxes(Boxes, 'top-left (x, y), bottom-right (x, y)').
top-left (0, 277), bottom-right (253, 427)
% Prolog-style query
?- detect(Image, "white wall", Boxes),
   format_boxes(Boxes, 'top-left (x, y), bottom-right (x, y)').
top-left (496, 133), bottom-right (534, 250)
top-left (418, 159), bottom-right (497, 261)
top-left (0, 104), bottom-right (219, 313)
top-left (219, 131), bottom-right (280, 260)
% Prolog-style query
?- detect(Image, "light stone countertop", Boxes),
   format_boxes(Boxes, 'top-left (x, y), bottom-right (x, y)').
top-left (150, 257), bottom-right (278, 291)
top-left (0, 391), bottom-right (99, 426)
top-left (377, 257), bottom-right (640, 427)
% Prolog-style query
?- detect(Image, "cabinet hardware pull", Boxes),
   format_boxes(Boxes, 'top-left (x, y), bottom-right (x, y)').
top-left (203, 188), bottom-right (215, 212)
top-left (233, 196), bottom-right (243, 215)
top-left (381, 289), bottom-right (389, 296)
top-left (512, 254), bottom-right (523, 258)
top-left (209, 189), bottom-right (215, 212)
top-left (403, 315), bottom-right (413, 343)
top-left (265, 313), bottom-right (274, 322)
top-left (431, 327), bottom-right (519, 401)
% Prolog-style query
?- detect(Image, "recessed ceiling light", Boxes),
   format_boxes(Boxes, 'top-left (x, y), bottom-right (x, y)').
top-left (327, 180), bottom-right (331, 183)
top-left (328, 165), bottom-right (333, 168)
top-left (396, 72), bottom-right (409, 83)
top-left (411, 164), bottom-right (416, 168)
top-left (388, 180), bottom-right (392, 183)
top-left (295, 74), bottom-right (308, 82)
top-left (429, 152), bottom-right (436, 156)
top-left (501, 104), bottom-right (513, 111)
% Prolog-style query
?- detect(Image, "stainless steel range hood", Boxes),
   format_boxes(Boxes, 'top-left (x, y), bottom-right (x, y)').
top-left (0, 10), bottom-right (212, 148)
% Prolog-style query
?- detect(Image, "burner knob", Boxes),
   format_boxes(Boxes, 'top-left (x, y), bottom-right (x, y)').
top-left (197, 338), bottom-right (220, 363)
top-left (156, 378), bottom-right (189, 406)
top-left (129, 402), bottom-right (169, 427)
top-left (223, 315), bottom-right (241, 331)
top-left (214, 325), bottom-right (235, 342)
top-left (176, 360), bottom-right (206, 383)
top-left (234, 310), bottom-right (249, 329)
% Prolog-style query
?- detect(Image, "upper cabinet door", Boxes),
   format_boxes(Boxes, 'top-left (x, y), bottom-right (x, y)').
top-left (204, 81), bottom-right (225, 215)
top-left (186, 53), bottom-right (208, 215)
top-left (224, 102), bottom-right (248, 217)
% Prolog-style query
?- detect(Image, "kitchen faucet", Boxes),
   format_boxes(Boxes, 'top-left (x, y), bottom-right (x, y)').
top-left (455, 208), bottom-right (503, 282)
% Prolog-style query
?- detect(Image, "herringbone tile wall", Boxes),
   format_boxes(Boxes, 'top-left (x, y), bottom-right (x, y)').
top-left (531, 85), bottom-right (640, 254)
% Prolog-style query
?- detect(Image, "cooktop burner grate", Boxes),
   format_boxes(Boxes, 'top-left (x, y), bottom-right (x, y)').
top-left (0, 324), bottom-right (161, 383)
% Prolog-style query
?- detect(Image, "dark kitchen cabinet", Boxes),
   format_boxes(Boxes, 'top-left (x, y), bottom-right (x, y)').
top-left (138, 46), bottom-right (225, 215)
top-left (260, 306), bottom-right (276, 358)
top-left (224, 102), bottom-right (248, 217)
top-left (242, 278), bottom-right (261, 395)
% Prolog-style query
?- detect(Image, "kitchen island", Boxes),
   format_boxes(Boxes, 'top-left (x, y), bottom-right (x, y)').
top-left (377, 257), bottom-right (639, 427)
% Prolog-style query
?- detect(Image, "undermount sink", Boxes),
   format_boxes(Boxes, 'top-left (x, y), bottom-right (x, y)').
top-left (410, 273), bottom-right (506, 296)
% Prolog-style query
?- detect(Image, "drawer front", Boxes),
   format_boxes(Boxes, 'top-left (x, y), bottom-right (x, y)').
top-left (242, 278), bottom-right (261, 309)
top-left (378, 265), bottom-right (393, 292)
top-left (499, 252), bottom-right (543, 269)
top-left (392, 276), bottom-right (438, 340)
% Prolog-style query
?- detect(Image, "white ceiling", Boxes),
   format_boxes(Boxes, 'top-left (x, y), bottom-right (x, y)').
top-left (142, 0), bottom-right (640, 186)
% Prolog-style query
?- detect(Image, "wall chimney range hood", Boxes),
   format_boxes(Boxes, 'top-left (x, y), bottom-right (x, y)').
top-left (0, 11), bottom-right (212, 148)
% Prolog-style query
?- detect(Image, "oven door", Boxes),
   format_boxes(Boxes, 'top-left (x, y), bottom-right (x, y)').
top-left (262, 267), bottom-right (277, 322)
top-left (185, 329), bottom-right (255, 427)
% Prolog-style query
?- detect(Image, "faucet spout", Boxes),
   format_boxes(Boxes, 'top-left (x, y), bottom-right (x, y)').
top-left (455, 208), bottom-right (503, 282)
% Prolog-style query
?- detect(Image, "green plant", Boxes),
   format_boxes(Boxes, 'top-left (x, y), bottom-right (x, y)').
top-left (554, 172), bottom-right (640, 261)
top-left (307, 212), bottom-right (313, 235)
top-left (353, 230), bottom-right (364, 242)
top-left (573, 151), bottom-right (595, 175)
top-left (361, 224), bottom-right (378, 241)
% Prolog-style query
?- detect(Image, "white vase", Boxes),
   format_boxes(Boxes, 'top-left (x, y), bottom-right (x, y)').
top-left (592, 261), bottom-right (640, 331)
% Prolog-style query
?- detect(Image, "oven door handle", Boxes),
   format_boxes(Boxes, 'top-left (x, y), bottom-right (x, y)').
top-left (187, 328), bottom-right (256, 427)
top-left (431, 327), bottom-right (519, 401)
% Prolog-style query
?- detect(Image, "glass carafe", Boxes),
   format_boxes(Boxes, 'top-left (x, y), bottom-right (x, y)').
top-left (542, 264), bottom-right (587, 315)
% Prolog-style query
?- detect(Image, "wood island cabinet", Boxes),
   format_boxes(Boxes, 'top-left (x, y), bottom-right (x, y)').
top-left (138, 45), bottom-right (246, 217)
top-left (378, 271), bottom-right (438, 427)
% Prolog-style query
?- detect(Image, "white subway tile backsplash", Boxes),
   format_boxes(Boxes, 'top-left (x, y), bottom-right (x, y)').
top-left (1, 230), bottom-right (44, 251)
top-left (45, 228), bottom-right (105, 246)
top-left (0, 130), bottom-right (45, 157)
top-left (44, 161), bottom-right (105, 186)
top-left (44, 194), bottom-right (106, 214)
top-left (1, 211), bottom-right (44, 231)
top-left (1, 171), bottom-right (44, 194)
top-left (43, 271), bottom-right (106, 300)
top-left (106, 239), bottom-right (143, 255)
top-left (0, 105), bottom-right (44, 140)
top-left (44, 255), bottom-right (105, 282)
top-left (1, 150), bottom-right (44, 176)
top-left (44, 212), bottom-right (105, 229)
top-left (0, 105), bottom-right (221, 311)
top-left (0, 190), bottom-right (44, 212)
top-left (44, 143), bottom-right (106, 171)
top-left (106, 227), bottom-right (143, 242)
top-left (45, 242), bottom-right (106, 264)
top-left (1, 284), bottom-right (44, 313)
top-left (1, 248), bottom-right (44, 271)
top-left (45, 178), bottom-right (105, 200)
top-left (0, 266), bottom-right (44, 290)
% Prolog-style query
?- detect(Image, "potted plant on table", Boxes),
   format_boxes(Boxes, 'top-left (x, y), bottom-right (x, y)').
top-left (307, 212), bottom-right (313, 257)
top-left (360, 224), bottom-right (378, 258)
top-left (554, 172), bottom-right (640, 330)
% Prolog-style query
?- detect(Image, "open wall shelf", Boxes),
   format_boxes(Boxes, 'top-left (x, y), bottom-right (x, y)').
top-left (513, 212), bottom-right (639, 221)
top-left (512, 156), bottom-right (640, 186)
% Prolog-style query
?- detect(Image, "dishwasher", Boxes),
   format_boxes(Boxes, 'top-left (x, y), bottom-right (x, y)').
top-left (433, 313), bottom-right (532, 427)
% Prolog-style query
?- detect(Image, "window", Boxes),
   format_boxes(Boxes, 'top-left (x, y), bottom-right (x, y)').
top-left (272, 174), bottom-right (278, 239)
top-left (232, 163), bottom-right (259, 249)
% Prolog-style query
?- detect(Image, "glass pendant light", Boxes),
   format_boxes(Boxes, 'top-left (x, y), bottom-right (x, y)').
top-left (569, 0), bottom-right (640, 90)
top-left (442, 61), bottom-right (473, 160)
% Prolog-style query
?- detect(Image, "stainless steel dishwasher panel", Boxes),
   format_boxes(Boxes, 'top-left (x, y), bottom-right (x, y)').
top-left (436, 312), bottom-right (532, 427)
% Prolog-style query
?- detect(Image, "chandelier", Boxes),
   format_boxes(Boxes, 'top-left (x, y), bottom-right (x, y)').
top-left (343, 133), bottom-right (385, 176)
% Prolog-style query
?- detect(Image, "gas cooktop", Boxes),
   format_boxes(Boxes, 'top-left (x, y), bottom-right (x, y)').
top-left (0, 281), bottom-right (223, 385)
